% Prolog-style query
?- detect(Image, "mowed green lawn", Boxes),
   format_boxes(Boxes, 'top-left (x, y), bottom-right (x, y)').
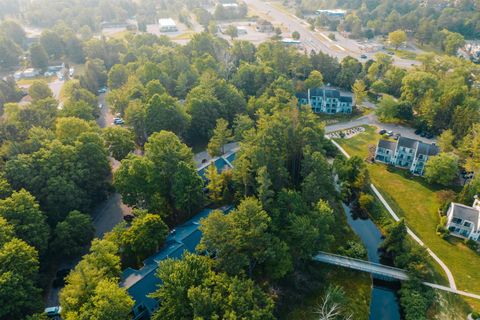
top-left (335, 125), bottom-right (480, 311)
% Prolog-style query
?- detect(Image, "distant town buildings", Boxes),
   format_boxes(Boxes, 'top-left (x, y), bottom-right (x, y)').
top-left (315, 9), bottom-right (347, 19)
top-left (446, 196), bottom-right (480, 242)
top-left (14, 68), bottom-right (40, 80)
top-left (297, 87), bottom-right (353, 114)
top-left (374, 137), bottom-right (439, 176)
top-left (158, 18), bottom-right (178, 32)
top-left (255, 19), bottom-right (274, 33)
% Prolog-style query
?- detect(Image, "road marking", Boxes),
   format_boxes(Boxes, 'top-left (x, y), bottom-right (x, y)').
top-left (318, 32), bottom-right (333, 43)
top-left (335, 44), bottom-right (347, 52)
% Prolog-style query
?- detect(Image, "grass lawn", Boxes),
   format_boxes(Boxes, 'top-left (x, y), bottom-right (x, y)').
top-left (16, 76), bottom-right (55, 86)
top-left (393, 49), bottom-right (417, 60)
top-left (335, 125), bottom-right (480, 312)
top-left (283, 202), bottom-right (372, 320)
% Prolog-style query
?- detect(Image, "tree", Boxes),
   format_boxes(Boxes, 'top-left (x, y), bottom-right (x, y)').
top-left (424, 153), bottom-right (459, 186)
top-left (0, 238), bottom-right (42, 320)
top-left (80, 59), bottom-right (107, 93)
top-left (28, 80), bottom-right (52, 101)
top-left (205, 165), bottom-right (223, 204)
top-left (304, 70), bottom-right (324, 89)
top-left (107, 64), bottom-right (128, 89)
top-left (352, 79), bottom-right (367, 107)
top-left (207, 118), bottom-right (232, 157)
top-left (233, 114), bottom-right (254, 140)
top-left (0, 190), bottom-right (49, 254)
top-left (292, 31), bottom-right (300, 40)
top-left (40, 30), bottom-right (64, 59)
top-left (73, 279), bottom-right (134, 320)
top-left (388, 30), bottom-right (407, 49)
top-left (225, 25), bottom-right (238, 40)
top-left (120, 211), bottom-right (168, 265)
top-left (441, 30), bottom-right (465, 55)
top-left (461, 124), bottom-right (480, 173)
top-left (0, 21), bottom-right (25, 47)
top-left (55, 117), bottom-right (97, 144)
top-left (0, 217), bottom-right (14, 247)
top-left (401, 72), bottom-right (438, 109)
top-left (437, 129), bottom-right (455, 153)
top-left (150, 253), bottom-right (275, 320)
top-left (0, 36), bottom-right (21, 68)
top-left (60, 100), bottom-right (97, 121)
top-left (145, 93), bottom-right (190, 138)
top-left (198, 197), bottom-right (292, 279)
top-left (102, 126), bottom-right (135, 160)
top-left (29, 43), bottom-right (48, 70)
top-left (60, 239), bottom-right (121, 316)
top-left (51, 211), bottom-right (94, 259)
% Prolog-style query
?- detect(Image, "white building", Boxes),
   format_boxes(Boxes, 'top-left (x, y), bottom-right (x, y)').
top-left (315, 9), bottom-right (347, 18)
top-left (446, 197), bottom-right (480, 242)
top-left (14, 68), bottom-right (40, 80)
top-left (158, 18), bottom-right (178, 32)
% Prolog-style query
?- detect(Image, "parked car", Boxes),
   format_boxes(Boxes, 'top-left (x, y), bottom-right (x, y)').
top-left (113, 117), bottom-right (124, 125)
top-left (420, 132), bottom-right (427, 137)
top-left (52, 269), bottom-right (71, 288)
top-left (387, 51), bottom-right (395, 55)
top-left (379, 129), bottom-right (387, 135)
top-left (44, 306), bottom-right (62, 318)
top-left (426, 132), bottom-right (434, 139)
top-left (414, 129), bottom-right (421, 135)
top-left (98, 103), bottom-right (103, 109)
top-left (360, 54), bottom-right (367, 59)
top-left (123, 214), bottom-right (135, 222)
top-left (97, 87), bottom-right (107, 94)
top-left (386, 130), bottom-right (394, 136)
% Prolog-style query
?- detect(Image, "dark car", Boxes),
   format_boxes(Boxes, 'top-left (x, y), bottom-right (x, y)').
top-left (420, 132), bottom-right (427, 137)
top-left (123, 214), bottom-right (135, 223)
top-left (426, 132), bottom-right (434, 139)
top-left (414, 129), bottom-right (421, 135)
top-left (379, 129), bottom-right (387, 135)
top-left (387, 51), bottom-right (395, 55)
top-left (52, 269), bottom-right (71, 288)
top-left (360, 54), bottom-right (367, 59)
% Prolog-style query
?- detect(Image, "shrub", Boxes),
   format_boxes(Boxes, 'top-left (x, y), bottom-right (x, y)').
top-left (465, 239), bottom-right (479, 251)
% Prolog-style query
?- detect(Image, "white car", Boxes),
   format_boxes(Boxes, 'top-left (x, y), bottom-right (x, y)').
top-left (45, 306), bottom-right (61, 318)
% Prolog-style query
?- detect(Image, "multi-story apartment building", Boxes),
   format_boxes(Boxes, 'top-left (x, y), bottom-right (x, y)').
top-left (297, 87), bottom-right (353, 114)
top-left (374, 137), bottom-right (439, 176)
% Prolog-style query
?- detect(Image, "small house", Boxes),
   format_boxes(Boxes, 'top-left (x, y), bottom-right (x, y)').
top-left (297, 87), bottom-right (353, 114)
top-left (446, 197), bottom-right (480, 242)
top-left (159, 18), bottom-right (178, 32)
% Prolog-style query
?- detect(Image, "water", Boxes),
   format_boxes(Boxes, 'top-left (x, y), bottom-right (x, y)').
top-left (342, 203), bottom-right (401, 320)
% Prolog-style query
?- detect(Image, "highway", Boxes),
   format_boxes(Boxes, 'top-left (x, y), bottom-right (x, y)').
top-left (244, 0), bottom-right (419, 68)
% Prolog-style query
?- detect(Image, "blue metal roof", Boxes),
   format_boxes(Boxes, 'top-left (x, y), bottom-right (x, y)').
top-left (121, 206), bottom-right (233, 319)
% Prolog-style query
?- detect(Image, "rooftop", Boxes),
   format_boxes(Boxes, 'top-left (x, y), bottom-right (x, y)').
top-left (158, 18), bottom-right (176, 27)
top-left (450, 203), bottom-right (480, 231)
top-left (378, 139), bottom-right (397, 151)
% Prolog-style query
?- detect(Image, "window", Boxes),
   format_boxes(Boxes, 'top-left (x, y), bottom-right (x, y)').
top-left (464, 221), bottom-right (471, 227)
top-left (452, 217), bottom-right (462, 224)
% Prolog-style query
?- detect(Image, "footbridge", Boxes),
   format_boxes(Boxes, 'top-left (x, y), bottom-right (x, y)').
top-left (314, 252), bottom-right (480, 300)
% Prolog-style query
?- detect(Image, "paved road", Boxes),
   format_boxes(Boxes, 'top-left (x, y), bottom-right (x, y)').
top-left (325, 113), bottom-right (436, 144)
top-left (244, 0), bottom-right (419, 68)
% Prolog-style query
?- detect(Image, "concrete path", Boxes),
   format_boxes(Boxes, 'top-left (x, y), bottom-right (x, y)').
top-left (327, 136), bottom-right (457, 290)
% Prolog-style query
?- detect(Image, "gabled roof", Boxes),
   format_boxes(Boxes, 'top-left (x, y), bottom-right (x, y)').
top-left (378, 139), bottom-right (396, 151)
top-left (450, 203), bottom-right (480, 232)
top-left (310, 87), bottom-right (341, 98)
top-left (339, 96), bottom-right (353, 103)
top-left (397, 137), bottom-right (419, 149)
top-left (416, 142), bottom-right (439, 156)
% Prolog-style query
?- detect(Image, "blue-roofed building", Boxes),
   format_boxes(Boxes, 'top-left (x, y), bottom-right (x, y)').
top-left (121, 206), bottom-right (233, 320)
top-left (297, 87), bottom-right (353, 114)
top-left (197, 148), bottom-right (239, 180)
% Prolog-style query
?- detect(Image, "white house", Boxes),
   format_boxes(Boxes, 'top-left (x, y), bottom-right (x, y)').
top-left (159, 18), bottom-right (178, 32)
top-left (374, 137), bottom-right (439, 176)
top-left (297, 87), bottom-right (353, 114)
top-left (446, 196), bottom-right (480, 242)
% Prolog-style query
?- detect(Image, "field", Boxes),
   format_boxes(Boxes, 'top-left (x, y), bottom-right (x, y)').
top-left (335, 125), bottom-right (480, 312)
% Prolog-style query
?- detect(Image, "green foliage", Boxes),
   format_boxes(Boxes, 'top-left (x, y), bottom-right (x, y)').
top-left (29, 43), bottom-right (49, 70)
top-left (107, 64), bottom-right (128, 89)
top-left (304, 70), bottom-right (323, 89)
top-left (0, 190), bottom-right (50, 254)
top-left (424, 153), bottom-right (459, 186)
top-left (40, 30), bottom-right (64, 59)
top-left (145, 93), bottom-right (190, 138)
top-left (114, 131), bottom-right (204, 224)
top-left (0, 238), bottom-right (42, 320)
top-left (199, 197), bottom-right (292, 279)
top-left (388, 30), bottom-right (407, 49)
top-left (151, 253), bottom-right (275, 320)
top-left (60, 238), bottom-right (121, 316)
top-left (51, 210), bottom-right (94, 259)
top-left (339, 240), bottom-right (367, 259)
top-left (207, 118), bottom-right (232, 157)
top-left (120, 211), bottom-right (169, 266)
top-left (102, 126), bottom-right (135, 161)
top-left (60, 100), bottom-right (97, 121)
top-left (398, 280), bottom-right (435, 320)
top-left (28, 81), bottom-right (52, 101)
